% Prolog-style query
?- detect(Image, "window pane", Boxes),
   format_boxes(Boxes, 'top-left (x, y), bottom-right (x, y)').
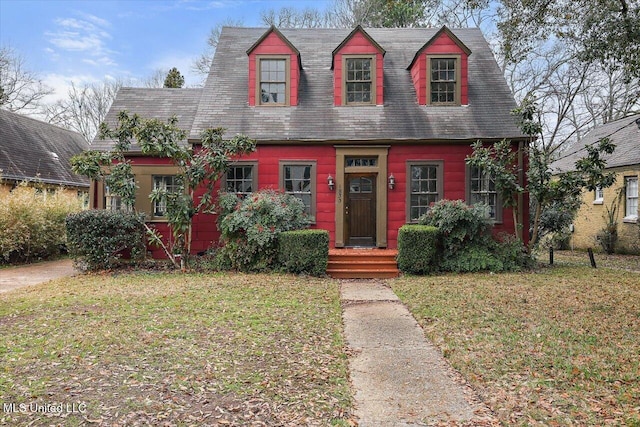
top-left (283, 165), bottom-right (313, 215)
top-left (260, 59), bottom-right (286, 104)
top-left (409, 165), bottom-right (440, 221)
top-left (345, 58), bottom-right (373, 104)
top-left (261, 82), bottom-right (285, 104)
top-left (626, 177), bottom-right (638, 217)
top-left (469, 166), bottom-right (498, 219)
top-left (430, 58), bottom-right (457, 104)
top-left (361, 178), bottom-right (373, 193)
top-left (153, 175), bottom-right (179, 216)
top-left (226, 165), bottom-right (254, 196)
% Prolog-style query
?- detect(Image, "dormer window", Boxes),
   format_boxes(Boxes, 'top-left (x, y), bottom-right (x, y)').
top-left (258, 56), bottom-right (289, 105)
top-left (247, 27), bottom-right (301, 107)
top-left (408, 26), bottom-right (470, 106)
top-left (429, 56), bottom-right (459, 104)
top-left (344, 56), bottom-right (375, 105)
top-left (332, 26), bottom-right (385, 106)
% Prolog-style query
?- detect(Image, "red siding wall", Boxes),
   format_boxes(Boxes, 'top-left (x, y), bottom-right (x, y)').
top-left (123, 142), bottom-right (523, 257)
top-left (333, 31), bottom-right (384, 106)
top-left (248, 32), bottom-right (300, 106)
top-left (238, 145), bottom-right (337, 243)
top-left (386, 144), bottom-right (516, 248)
top-left (409, 32), bottom-right (469, 105)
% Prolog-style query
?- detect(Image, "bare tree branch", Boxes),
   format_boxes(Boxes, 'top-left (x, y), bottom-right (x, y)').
top-left (191, 18), bottom-right (244, 79)
top-left (44, 79), bottom-right (123, 143)
top-left (0, 45), bottom-right (53, 113)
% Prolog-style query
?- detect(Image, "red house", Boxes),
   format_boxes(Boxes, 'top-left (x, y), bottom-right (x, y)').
top-left (92, 26), bottom-right (528, 273)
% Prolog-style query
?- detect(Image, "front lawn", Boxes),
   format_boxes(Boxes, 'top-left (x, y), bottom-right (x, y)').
top-left (392, 265), bottom-right (640, 426)
top-left (0, 273), bottom-right (352, 426)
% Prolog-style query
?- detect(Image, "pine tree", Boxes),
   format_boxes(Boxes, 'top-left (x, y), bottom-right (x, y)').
top-left (163, 67), bottom-right (185, 88)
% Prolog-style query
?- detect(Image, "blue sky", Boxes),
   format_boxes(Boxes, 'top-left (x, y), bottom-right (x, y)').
top-left (0, 0), bottom-right (329, 103)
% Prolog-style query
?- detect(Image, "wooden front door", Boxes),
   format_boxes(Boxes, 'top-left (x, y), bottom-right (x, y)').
top-left (345, 174), bottom-right (377, 246)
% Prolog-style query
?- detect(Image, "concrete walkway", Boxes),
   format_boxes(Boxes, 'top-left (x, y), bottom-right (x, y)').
top-left (0, 259), bottom-right (77, 294)
top-left (341, 280), bottom-right (496, 426)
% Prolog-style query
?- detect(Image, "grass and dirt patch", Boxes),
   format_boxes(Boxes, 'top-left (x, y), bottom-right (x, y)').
top-left (0, 273), bottom-right (352, 426)
top-left (392, 264), bottom-right (640, 426)
top-left (548, 249), bottom-right (640, 272)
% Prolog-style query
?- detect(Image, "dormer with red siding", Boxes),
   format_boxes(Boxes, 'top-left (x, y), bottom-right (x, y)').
top-left (408, 26), bottom-right (471, 106)
top-left (332, 26), bottom-right (385, 106)
top-left (247, 26), bottom-right (301, 106)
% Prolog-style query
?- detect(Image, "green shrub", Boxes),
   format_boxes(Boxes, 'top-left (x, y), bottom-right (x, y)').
top-left (397, 225), bottom-right (439, 274)
top-left (419, 199), bottom-right (492, 253)
top-left (66, 210), bottom-right (146, 271)
top-left (439, 245), bottom-right (504, 272)
top-left (415, 199), bottom-right (530, 273)
top-left (0, 185), bottom-right (83, 263)
top-left (277, 229), bottom-right (329, 276)
top-left (217, 190), bottom-right (311, 271)
top-left (493, 233), bottom-right (532, 271)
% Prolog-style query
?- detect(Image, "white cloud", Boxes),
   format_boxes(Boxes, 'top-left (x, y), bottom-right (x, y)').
top-left (41, 72), bottom-right (103, 104)
top-left (77, 12), bottom-right (112, 29)
top-left (82, 56), bottom-right (117, 67)
top-left (48, 31), bottom-right (104, 51)
top-left (45, 13), bottom-right (116, 67)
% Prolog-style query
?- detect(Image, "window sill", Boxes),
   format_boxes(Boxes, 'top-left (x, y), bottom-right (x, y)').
top-left (623, 216), bottom-right (638, 224)
top-left (593, 199), bottom-right (604, 205)
top-left (343, 103), bottom-right (378, 107)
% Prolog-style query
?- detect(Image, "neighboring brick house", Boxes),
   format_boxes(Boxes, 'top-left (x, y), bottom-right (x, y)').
top-left (0, 109), bottom-right (89, 199)
top-left (551, 115), bottom-right (640, 254)
top-left (92, 25), bottom-right (528, 256)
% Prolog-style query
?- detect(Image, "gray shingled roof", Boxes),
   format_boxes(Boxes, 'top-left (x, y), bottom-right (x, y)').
top-left (94, 27), bottom-right (525, 150)
top-left (551, 114), bottom-right (640, 173)
top-left (0, 109), bottom-right (89, 187)
top-left (93, 88), bottom-right (203, 151)
top-left (191, 26), bottom-right (525, 142)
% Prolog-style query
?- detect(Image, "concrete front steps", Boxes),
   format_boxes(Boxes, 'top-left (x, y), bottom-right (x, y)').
top-left (327, 248), bottom-right (400, 279)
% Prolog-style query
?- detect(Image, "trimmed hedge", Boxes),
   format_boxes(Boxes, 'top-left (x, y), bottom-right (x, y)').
top-left (66, 210), bottom-right (146, 271)
top-left (397, 225), bottom-right (439, 274)
top-left (277, 229), bottom-right (329, 276)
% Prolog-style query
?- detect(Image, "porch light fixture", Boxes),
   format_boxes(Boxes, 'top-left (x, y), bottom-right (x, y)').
top-left (388, 174), bottom-right (395, 190)
top-left (327, 175), bottom-right (335, 191)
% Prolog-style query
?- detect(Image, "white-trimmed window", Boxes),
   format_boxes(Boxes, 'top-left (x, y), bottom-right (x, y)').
top-left (625, 176), bottom-right (638, 221)
top-left (153, 175), bottom-right (180, 217)
top-left (594, 186), bottom-right (604, 204)
top-left (468, 166), bottom-right (501, 221)
top-left (407, 161), bottom-right (443, 222)
top-left (280, 161), bottom-right (316, 220)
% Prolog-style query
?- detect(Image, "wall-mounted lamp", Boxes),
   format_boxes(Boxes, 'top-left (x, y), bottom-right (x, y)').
top-left (388, 174), bottom-right (395, 190)
top-left (327, 175), bottom-right (335, 191)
